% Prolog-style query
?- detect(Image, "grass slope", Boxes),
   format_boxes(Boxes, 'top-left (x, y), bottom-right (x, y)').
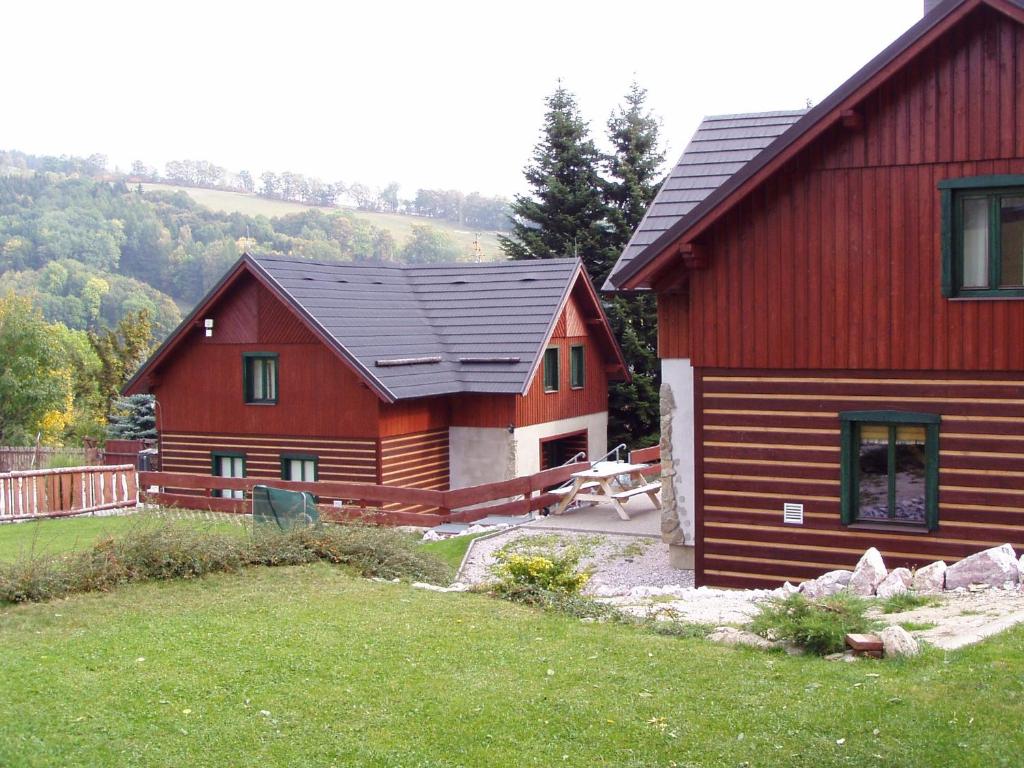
top-left (0, 514), bottom-right (244, 563)
top-left (141, 183), bottom-right (504, 259)
top-left (2, 565), bottom-right (1022, 767)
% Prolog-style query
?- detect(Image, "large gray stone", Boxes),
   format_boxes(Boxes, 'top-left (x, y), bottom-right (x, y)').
top-left (880, 625), bottom-right (920, 658)
top-left (707, 626), bottom-right (776, 650)
top-left (875, 567), bottom-right (912, 599)
top-left (945, 544), bottom-right (1019, 590)
top-left (849, 547), bottom-right (888, 596)
top-left (813, 569), bottom-right (853, 597)
top-left (912, 560), bottom-right (947, 593)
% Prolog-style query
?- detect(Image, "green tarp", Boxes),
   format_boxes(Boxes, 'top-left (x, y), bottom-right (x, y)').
top-left (252, 484), bottom-right (320, 530)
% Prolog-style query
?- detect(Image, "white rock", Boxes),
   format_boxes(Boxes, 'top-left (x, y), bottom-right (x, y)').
top-left (944, 544), bottom-right (1019, 590)
top-left (411, 582), bottom-right (463, 593)
top-left (706, 626), bottom-right (775, 650)
top-left (447, 582), bottom-right (469, 592)
top-left (421, 530), bottom-right (444, 542)
top-left (814, 569), bottom-right (853, 597)
top-left (777, 581), bottom-right (799, 596)
top-left (592, 584), bottom-right (623, 598)
top-left (797, 579), bottom-right (821, 598)
top-left (849, 547), bottom-right (888, 596)
top-left (912, 561), bottom-right (946, 593)
top-left (875, 567), bottom-right (912, 599)
top-left (880, 625), bottom-right (920, 658)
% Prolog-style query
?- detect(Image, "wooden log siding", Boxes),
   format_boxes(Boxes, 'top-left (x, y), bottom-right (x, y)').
top-left (0, 465), bottom-right (138, 521)
top-left (159, 432), bottom-right (377, 484)
top-left (697, 370), bottom-right (1024, 589)
top-left (379, 428), bottom-right (450, 514)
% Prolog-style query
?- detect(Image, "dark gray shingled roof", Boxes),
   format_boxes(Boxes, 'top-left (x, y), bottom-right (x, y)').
top-left (603, 110), bottom-right (806, 290)
top-left (250, 255), bottom-right (588, 401)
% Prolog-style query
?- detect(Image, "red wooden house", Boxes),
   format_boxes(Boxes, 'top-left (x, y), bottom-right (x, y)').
top-left (125, 254), bottom-right (627, 513)
top-left (605, 0), bottom-right (1024, 587)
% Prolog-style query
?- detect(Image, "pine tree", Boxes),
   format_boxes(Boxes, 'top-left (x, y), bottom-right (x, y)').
top-left (107, 394), bottom-right (157, 440)
top-left (499, 84), bottom-right (615, 284)
top-left (603, 82), bottom-right (666, 448)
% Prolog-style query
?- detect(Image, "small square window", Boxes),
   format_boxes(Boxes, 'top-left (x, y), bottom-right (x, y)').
top-left (570, 345), bottom-right (584, 389)
top-left (940, 176), bottom-right (1024, 297)
top-left (281, 455), bottom-right (318, 482)
top-left (243, 353), bottom-right (278, 404)
top-left (543, 347), bottom-right (559, 392)
top-left (840, 411), bottom-right (940, 530)
top-left (212, 451), bottom-right (245, 499)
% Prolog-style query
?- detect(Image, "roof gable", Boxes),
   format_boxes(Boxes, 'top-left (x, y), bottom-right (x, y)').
top-left (609, 0), bottom-right (1024, 290)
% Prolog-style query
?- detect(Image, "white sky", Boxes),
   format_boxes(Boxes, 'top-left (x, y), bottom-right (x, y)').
top-left (3, 0), bottom-right (925, 198)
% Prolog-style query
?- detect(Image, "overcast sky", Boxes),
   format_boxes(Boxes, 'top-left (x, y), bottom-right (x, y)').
top-left (4, 0), bottom-right (926, 198)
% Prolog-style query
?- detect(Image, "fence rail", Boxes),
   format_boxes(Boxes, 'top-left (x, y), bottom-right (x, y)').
top-left (140, 461), bottom-right (594, 526)
top-left (0, 465), bottom-right (139, 522)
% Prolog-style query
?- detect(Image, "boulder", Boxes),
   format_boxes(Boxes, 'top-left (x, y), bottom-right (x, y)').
top-left (707, 626), bottom-right (775, 650)
top-left (875, 567), bottom-right (912, 599)
top-left (814, 569), bottom-right (853, 597)
top-left (849, 547), bottom-right (888, 596)
top-left (911, 561), bottom-right (946, 593)
top-left (944, 544), bottom-right (1019, 590)
top-left (880, 625), bottom-right (920, 658)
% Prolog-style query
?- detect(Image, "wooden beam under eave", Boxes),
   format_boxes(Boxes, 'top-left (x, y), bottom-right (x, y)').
top-left (841, 108), bottom-right (864, 130)
top-left (679, 242), bottom-right (708, 269)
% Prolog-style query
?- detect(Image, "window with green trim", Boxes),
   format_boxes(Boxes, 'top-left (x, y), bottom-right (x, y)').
top-left (281, 454), bottom-right (318, 482)
top-left (840, 411), bottom-right (939, 530)
top-left (212, 451), bottom-right (245, 500)
top-left (243, 353), bottom-right (278, 403)
top-left (570, 345), bottom-right (584, 389)
top-left (543, 347), bottom-right (559, 392)
top-left (940, 176), bottom-right (1024, 297)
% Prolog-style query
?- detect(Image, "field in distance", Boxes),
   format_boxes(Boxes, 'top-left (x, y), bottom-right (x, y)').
top-left (141, 183), bottom-right (505, 260)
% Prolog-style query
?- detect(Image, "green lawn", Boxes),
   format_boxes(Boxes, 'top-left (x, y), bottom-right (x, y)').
top-left (0, 513), bottom-right (246, 562)
top-left (418, 532), bottom-right (488, 572)
top-left (141, 183), bottom-right (504, 259)
top-left (1, 565), bottom-right (1022, 767)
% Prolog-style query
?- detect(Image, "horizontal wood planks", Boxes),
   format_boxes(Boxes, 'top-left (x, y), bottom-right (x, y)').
top-left (160, 432), bottom-right (378, 484)
top-left (684, 8), bottom-right (1024, 374)
top-left (696, 370), bottom-right (1024, 588)
top-left (380, 429), bottom-right (450, 515)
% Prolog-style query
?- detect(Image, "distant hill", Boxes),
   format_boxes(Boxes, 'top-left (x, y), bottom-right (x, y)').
top-left (141, 183), bottom-right (504, 260)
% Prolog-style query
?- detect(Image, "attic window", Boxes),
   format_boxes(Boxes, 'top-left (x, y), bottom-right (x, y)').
top-left (458, 356), bottom-right (521, 364)
top-left (375, 356), bottom-right (442, 367)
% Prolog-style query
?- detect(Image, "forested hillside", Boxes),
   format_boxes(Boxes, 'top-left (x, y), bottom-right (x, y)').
top-left (0, 173), bottom-right (490, 338)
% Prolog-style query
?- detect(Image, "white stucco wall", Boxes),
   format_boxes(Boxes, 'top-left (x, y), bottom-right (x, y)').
top-left (449, 427), bottom-right (515, 489)
top-left (662, 358), bottom-right (695, 544)
top-left (511, 412), bottom-right (608, 478)
top-left (449, 412), bottom-right (608, 488)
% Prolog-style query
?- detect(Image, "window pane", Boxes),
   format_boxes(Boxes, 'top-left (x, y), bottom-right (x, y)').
top-left (999, 196), bottom-right (1024, 288)
top-left (266, 359), bottom-right (277, 400)
top-left (251, 359), bottom-right (264, 400)
top-left (856, 425), bottom-right (889, 521)
top-left (570, 346), bottom-right (584, 388)
top-left (544, 348), bottom-right (559, 391)
top-left (893, 430), bottom-right (927, 524)
top-left (962, 197), bottom-right (989, 288)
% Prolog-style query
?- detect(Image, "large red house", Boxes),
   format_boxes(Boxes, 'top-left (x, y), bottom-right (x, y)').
top-left (606, 0), bottom-right (1024, 587)
top-left (125, 255), bottom-right (627, 508)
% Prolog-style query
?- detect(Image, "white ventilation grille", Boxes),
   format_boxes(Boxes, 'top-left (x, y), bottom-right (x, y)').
top-left (783, 503), bottom-right (804, 525)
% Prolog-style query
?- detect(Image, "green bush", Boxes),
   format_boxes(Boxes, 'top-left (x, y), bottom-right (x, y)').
top-left (749, 592), bottom-right (876, 655)
top-left (492, 549), bottom-right (590, 595)
top-left (0, 519), bottom-right (451, 605)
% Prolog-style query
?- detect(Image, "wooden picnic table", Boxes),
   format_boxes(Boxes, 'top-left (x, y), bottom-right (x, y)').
top-left (551, 461), bottom-right (661, 521)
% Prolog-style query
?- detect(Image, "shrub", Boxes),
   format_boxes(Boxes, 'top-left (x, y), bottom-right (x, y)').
top-left (492, 549), bottom-right (590, 595)
top-left (749, 592), bottom-right (876, 655)
top-left (879, 592), bottom-right (937, 614)
top-left (0, 518), bottom-right (452, 605)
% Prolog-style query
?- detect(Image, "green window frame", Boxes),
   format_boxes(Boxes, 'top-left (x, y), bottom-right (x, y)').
top-left (569, 345), bottom-right (584, 389)
top-left (281, 454), bottom-right (318, 482)
top-left (940, 175), bottom-right (1024, 298)
top-left (211, 451), bottom-right (245, 500)
top-left (543, 346), bottom-right (560, 393)
top-left (243, 352), bottom-right (279, 404)
top-left (839, 411), bottom-right (940, 531)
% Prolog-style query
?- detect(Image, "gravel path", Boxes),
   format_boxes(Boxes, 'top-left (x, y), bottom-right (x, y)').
top-left (459, 526), bottom-right (693, 594)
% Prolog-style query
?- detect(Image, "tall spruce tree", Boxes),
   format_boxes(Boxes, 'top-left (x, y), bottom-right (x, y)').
top-left (604, 82), bottom-right (666, 448)
top-left (499, 84), bottom-right (615, 283)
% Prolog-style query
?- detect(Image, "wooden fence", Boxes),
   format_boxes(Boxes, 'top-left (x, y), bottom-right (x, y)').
top-left (0, 465), bottom-right (139, 522)
top-left (0, 446), bottom-right (99, 472)
top-left (140, 461), bottom-right (595, 527)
